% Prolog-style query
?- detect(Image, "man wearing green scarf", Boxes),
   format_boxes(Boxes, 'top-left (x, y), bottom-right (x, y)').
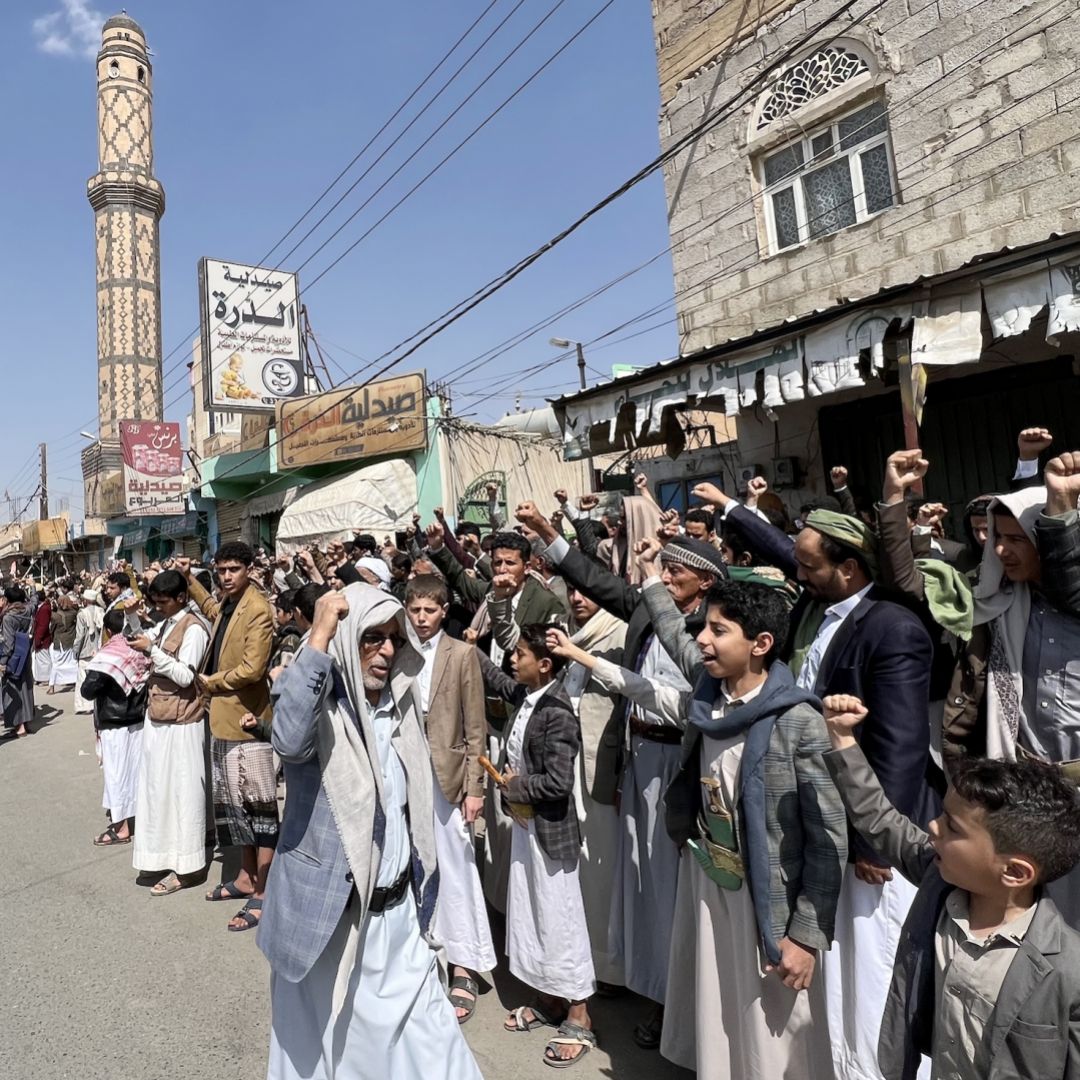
top-left (691, 481), bottom-right (936, 1080)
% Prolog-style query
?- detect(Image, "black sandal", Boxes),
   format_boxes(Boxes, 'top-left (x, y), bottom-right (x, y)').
top-left (227, 898), bottom-right (262, 932)
top-left (93, 824), bottom-right (131, 847)
top-left (206, 880), bottom-right (252, 902)
top-left (449, 975), bottom-right (479, 1025)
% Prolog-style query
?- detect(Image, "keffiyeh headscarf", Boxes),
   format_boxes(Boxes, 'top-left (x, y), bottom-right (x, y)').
top-left (972, 486), bottom-right (1047, 760)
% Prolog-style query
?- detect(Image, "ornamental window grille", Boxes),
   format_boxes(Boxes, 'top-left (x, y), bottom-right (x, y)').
top-left (759, 98), bottom-right (896, 253)
top-left (756, 45), bottom-right (869, 130)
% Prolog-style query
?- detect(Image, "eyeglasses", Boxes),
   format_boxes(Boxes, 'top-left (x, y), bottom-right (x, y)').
top-left (360, 630), bottom-right (405, 650)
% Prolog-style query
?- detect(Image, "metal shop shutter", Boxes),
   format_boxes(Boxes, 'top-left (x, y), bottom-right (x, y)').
top-left (818, 356), bottom-right (1080, 536)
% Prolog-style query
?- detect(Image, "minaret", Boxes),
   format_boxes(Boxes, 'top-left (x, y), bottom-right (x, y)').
top-left (86, 12), bottom-right (164, 443)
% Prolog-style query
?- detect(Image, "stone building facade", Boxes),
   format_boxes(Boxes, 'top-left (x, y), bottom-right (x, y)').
top-left (554, 0), bottom-right (1080, 520)
top-left (657, 0), bottom-right (1080, 354)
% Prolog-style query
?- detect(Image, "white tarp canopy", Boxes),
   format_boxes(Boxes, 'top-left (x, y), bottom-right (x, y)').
top-left (275, 457), bottom-right (417, 555)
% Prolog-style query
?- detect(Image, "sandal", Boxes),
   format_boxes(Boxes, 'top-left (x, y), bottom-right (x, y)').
top-left (449, 975), bottom-right (479, 1026)
top-left (151, 871), bottom-right (204, 897)
top-left (227, 898), bottom-right (262, 932)
top-left (543, 1021), bottom-right (597, 1068)
top-left (505, 1003), bottom-right (565, 1033)
top-left (206, 880), bottom-right (252, 903)
top-left (93, 825), bottom-right (131, 847)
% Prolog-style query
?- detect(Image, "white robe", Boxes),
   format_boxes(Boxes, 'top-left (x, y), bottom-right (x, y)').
top-left (268, 692), bottom-right (482, 1080)
top-left (49, 643), bottom-right (78, 687)
top-left (822, 868), bottom-right (930, 1080)
top-left (74, 660), bottom-right (93, 714)
top-left (504, 687), bottom-right (595, 1002)
top-left (267, 888), bottom-right (482, 1080)
top-left (132, 610), bottom-right (211, 875)
top-left (661, 729), bottom-right (832, 1079)
top-left (99, 724), bottom-right (143, 822)
top-left (431, 779), bottom-right (497, 974)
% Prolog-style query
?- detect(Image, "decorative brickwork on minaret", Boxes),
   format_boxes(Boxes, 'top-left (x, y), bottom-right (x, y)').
top-left (86, 13), bottom-right (164, 443)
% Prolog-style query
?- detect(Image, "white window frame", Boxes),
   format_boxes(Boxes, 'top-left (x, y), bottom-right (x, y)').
top-left (759, 99), bottom-right (897, 255)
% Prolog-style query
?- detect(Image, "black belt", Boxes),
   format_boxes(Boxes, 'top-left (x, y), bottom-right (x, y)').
top-left (368, 867), bottom-right (411, 914)
top-left (629, 717), bottom-right (683, 744)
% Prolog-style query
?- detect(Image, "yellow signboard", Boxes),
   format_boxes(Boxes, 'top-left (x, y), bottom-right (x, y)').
top-left (276, 374), bottom-right (427, 469)
top-left (22, 518), bottom-right (68, 554)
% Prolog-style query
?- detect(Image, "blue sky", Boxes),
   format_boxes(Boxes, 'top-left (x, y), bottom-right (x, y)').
top-left (1, 0), bottom-right (676, 517)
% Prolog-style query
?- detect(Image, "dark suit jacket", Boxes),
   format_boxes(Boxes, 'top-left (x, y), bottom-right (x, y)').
top-left (478, 654), bottom-right (582, 862)
top-left (548, 541), bottom-right (705, 676)
top-left (827, 743), bottom-right (1080, 1080)
top-left (725, 503), bottom-right (937, 862)
top-left (424, 633), bottom-right (486, 804)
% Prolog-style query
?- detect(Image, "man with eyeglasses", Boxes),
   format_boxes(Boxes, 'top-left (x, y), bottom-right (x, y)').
top-left (259, 583), bottom-right (483, 1080)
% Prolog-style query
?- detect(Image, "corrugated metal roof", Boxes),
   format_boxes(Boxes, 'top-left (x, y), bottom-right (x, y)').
top-left (549, 232), bottom-right (1078, 407)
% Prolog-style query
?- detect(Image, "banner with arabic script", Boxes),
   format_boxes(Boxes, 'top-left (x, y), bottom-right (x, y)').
top-left (199, 258), bottom-right (306, 412)
top-left (120, 420), bottom-right (185, 516)
top-left (276, 374), bottom-right (428, 468)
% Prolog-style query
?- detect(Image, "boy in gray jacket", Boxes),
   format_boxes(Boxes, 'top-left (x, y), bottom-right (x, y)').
top-left (822, 693), bottom-right (1080, 1080)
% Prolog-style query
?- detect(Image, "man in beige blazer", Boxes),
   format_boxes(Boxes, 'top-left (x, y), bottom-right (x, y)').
top-left (405, 574), bottom-right (494, 1025)
top-left (177, 544), bottom-right (276, 933)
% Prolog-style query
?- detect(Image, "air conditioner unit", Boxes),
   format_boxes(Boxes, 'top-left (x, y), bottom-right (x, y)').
top-left (735, 464), bottom-right (761, 494)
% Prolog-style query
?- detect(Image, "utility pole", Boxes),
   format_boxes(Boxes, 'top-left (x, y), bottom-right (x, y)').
top-left (39, 443), bottom-right (47, 520)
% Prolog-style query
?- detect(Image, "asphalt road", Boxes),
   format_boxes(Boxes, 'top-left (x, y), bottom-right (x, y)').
top-left (0, 690), bottom-right (692, 1080)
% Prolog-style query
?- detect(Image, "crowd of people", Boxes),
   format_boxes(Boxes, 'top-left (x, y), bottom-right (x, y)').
top-left (6, 424), bottom-right (1080, 1080)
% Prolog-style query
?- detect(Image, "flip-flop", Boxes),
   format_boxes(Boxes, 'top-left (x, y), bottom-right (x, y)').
top-left (543, 1021), bottom-right (598, 1069)
top-left (227, 898), bottom-right (262, 932)
top-left (93, 825), bottom-right (131, 847)
top-left (449, 975), bottom-right (480, 1026)
top-left (205, 880), bottom-right (252, 902)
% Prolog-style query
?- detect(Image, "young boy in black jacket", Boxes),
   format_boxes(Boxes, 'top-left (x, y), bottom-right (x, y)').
top-left (822, 693), bottom-right (1080, 1080)
top-left (478, 624), bottom-right (597, 1069)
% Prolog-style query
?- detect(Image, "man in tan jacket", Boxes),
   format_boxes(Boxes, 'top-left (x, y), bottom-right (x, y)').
top-left (404, 574), bottom-right (494, 1024)
top-left (177, 544), bottom-right (276, 933)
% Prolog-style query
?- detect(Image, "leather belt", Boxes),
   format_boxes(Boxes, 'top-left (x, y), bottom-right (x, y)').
top-left (629, 717), bottom-right (683, 744)
top-left (1017, 744), bottom-right (1080, 783)
top-left (368, 867), bottom-right (411, 914)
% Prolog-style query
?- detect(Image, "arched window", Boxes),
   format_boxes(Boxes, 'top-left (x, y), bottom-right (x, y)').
top-left (753, 42), bottom-right (896, 254)
top-left (756, 45), bottom-right (870, 131)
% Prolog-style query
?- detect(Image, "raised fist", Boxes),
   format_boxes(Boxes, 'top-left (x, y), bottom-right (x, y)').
top-left (883, 449), bottom-right (929, 503)
top-left (425, 523), bottom-right (444, 552)
top-left (830, 466), bottom-right (848, 489)
top-left (1017, 427), bottom-right (1053, 461)
top-left (1045, 451), bottom-right (1080, 515)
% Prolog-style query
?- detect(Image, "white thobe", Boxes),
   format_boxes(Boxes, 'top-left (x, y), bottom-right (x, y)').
top-left (132, 609), bottom-right (211, 876)
top-left (267, 692), bottom-right (483, 1080)
top-left (505, 686), bottom-right (595, 1001)
top-left (420, 631), bottom-right (497, 974)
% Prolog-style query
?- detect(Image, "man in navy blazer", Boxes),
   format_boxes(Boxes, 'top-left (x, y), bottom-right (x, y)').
top-left (693, 481), bottom-right (935, 1080)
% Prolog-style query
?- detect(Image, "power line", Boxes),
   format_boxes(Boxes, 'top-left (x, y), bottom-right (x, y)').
top-left (43, 0), bottom-right (513, 451)
top-left (48, 0), bottom-right (888, 505)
